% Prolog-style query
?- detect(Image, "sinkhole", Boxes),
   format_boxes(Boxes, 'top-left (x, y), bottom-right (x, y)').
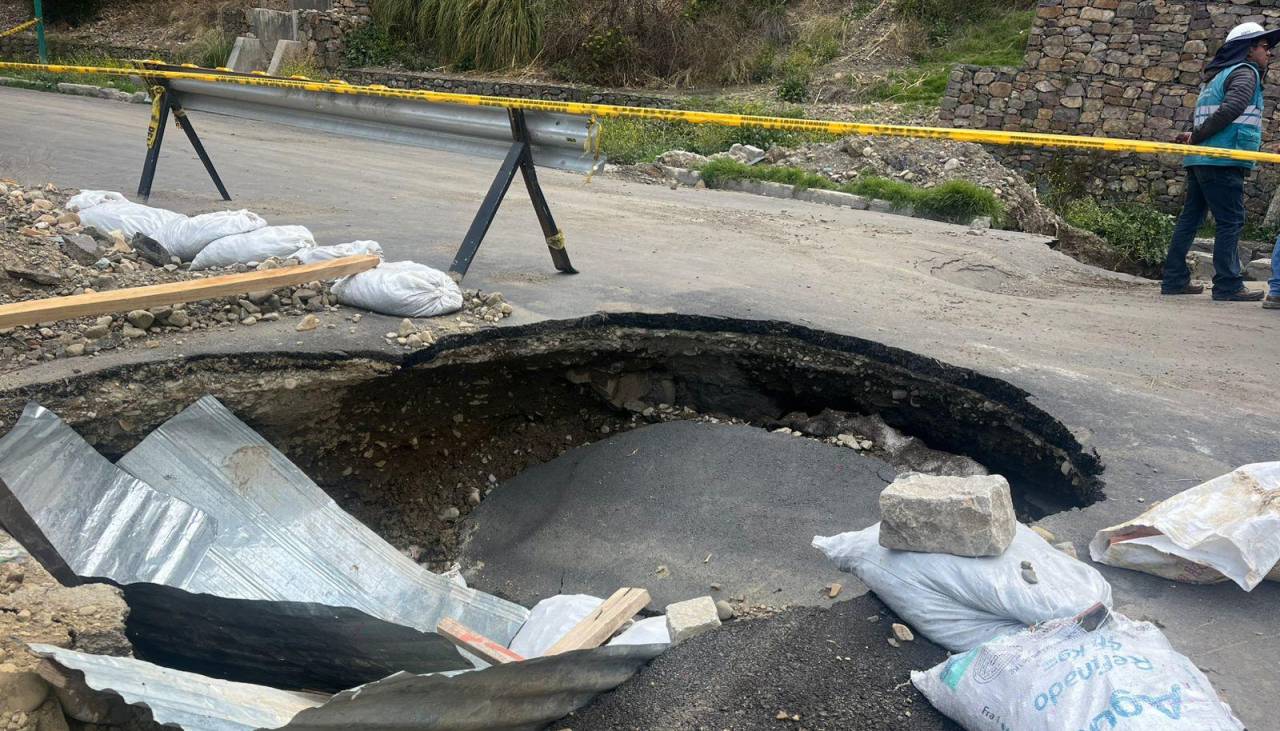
top-left (0, 313), bottom-right (1103, 612)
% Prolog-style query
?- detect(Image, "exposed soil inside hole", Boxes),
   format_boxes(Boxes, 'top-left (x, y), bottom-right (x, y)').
top-left (0, 314), bottom-right (1103, 577)
top-left (562, 592), bottom-right (961, 731)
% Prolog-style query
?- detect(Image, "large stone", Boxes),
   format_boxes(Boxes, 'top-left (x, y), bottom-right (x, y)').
top-left (1187, 251), bottom-right (1215, 280)
top-left (0, 671), bottom-right (49, 713)
top-left (665, 596), bottom-right (721, 643)
top-left (1246, 258), bottom-right (1272, 282)
top-left (878, 473), bottom-right (1016, 557)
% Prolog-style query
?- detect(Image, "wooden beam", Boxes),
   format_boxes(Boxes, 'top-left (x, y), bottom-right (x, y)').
top-left (0, 254), bottom-right (381, 329)
top-left (436, 617), bottom-right (526, 665)
top-left (543, 587), bottom-right (651, 656)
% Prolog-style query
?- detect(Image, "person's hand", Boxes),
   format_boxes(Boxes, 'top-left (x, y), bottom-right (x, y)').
top-left (1174, 131), bottom-right (1192, 145)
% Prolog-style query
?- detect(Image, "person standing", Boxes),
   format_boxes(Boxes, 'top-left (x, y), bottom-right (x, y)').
top-left (1163, 22), bottom-right (1280, 301)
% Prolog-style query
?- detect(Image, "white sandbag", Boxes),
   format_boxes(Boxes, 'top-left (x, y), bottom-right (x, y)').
top-left (509, 595), bottom-right (602, 657)
top-left (77, 200), bottom-right (186, 241)
top-left (1090, 462), bottom-right (1280, 590)
top-left (813, 523), bottom-right (1112, 652)
top-left (190, 225), bottom-right (316, 270)
top-left (610, 616), bottom-right (671, 646)
top-left (331, 260), bottom-right (463, 318)
top-left (292, 240), bottom-right (384, 264)
top-left (158, 209), bottom-right (267, 261)
top-left (66, 189), bottom-right (127, 211)
top-left (912, 610), bottom-right (1244, 731)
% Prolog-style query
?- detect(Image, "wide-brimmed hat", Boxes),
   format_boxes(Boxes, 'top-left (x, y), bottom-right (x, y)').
top-left (1225, 22), bottom-right (1280, 47)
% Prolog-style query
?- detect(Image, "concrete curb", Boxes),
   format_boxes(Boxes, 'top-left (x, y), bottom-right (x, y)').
top-left (653, 165), bottom-right (992, 227)
top-left (0, 76), bottom-right (149, 104)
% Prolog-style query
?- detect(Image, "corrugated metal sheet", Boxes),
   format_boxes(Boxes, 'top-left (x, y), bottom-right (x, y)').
top-left (0, 398), bottom-right (528, 647)
top-left (0, 402), bottom-right (217, 586)
top-left (117, 395), bottom-right (528, 644)
top-left (30, 644), bottom-right (325, 731)
top-left (279, 644), bottom-right (667, 731)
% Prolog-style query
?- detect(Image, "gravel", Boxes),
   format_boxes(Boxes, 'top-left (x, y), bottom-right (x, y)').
top-left (562, 593), bottom-right (961, 731)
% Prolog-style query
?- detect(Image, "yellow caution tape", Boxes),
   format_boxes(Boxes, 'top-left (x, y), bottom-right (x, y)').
top-left (0, 18), bottom-right (37, 39)
top-left (3, 60), bottom-right (1280, 166)
top-left (145, 85), bottom-right (166, 149)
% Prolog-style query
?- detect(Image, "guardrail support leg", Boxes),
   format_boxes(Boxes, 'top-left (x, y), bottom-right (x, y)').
top-left (137, 84), bottom-right (231, 202)
top-left (450, 142), bottom-right (525, 279)
top-left (171, 100), bottom-right (231, 201)
top-left (137, 86), bottom-right (172, 202)
top-left (448, 109), bottom-right (577, 281)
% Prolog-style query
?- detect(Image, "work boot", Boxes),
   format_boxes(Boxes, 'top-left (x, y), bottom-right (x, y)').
top-left (1161, 283), bottom-right (1204, 295)
top-left (1211, 287), bottom-right (1265, 301)
top-left (1264, 294), bottom-right (1280, 309)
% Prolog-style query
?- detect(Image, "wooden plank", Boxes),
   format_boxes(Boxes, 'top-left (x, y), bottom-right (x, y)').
top-left (436, 617), bottom-right (525, 665)
top-left (0, 254), bottom-right (380, 329)
top-left (543, 587), bottom-right (651, 656)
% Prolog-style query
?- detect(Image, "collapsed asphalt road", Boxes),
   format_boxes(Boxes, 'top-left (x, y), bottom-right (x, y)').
top-left (0, 85), bottom-right (1277, 726)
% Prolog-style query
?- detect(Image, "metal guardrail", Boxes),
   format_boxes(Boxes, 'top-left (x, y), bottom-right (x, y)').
top-left (165, 75), bottom-right (601, 174)
top-left (126, 62), bottom-right (581, 280)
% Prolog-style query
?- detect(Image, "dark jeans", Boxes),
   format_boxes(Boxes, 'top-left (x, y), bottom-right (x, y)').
top-left (1163, 165), bottom-right (1246, 295)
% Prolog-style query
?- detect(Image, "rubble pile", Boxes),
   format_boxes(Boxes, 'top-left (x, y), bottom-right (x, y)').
top-left (0, 181), bottom-right (511, 369)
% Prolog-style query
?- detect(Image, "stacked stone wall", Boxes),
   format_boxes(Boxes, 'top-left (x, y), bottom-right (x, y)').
top-left (941, 0), bottom-right (1280, 218)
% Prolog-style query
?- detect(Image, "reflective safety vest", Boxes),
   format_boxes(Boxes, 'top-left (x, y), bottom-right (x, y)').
top-left (1185, 62), bottom-right (1265, 169)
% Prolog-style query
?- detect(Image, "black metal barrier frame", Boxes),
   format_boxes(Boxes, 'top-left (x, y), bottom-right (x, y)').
top-left (134, 68), bottom-right (576, 281)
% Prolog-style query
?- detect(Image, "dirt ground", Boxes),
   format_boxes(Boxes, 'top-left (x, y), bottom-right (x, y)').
top-left (562, 593), bottom-right (960, 731)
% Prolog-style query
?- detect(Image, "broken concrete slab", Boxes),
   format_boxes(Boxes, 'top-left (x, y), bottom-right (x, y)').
top-left (665, 597), bottom-right (720, 643)
top-left (878, 473), bottom-right (1015, 557)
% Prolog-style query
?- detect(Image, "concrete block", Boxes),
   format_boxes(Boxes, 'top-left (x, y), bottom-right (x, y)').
top-left (795, 188), bottom-right (870, 210)
top-left (55, 83), bottom-right (101, 98)
top-left (227, 36), bottom-right (269, 73)
top-left (719, 178), bottom-right (796, 200)
top-left (878, 473), bottom-right (1016, 557)
top-left (665, 596), bottom-right (721, 643)
top-left (248, 8), bottom-right (299, 50)
top-left (1245, 257), bottom-right (1272, 282)
top-left (267, 39), bottom-right (308, 76)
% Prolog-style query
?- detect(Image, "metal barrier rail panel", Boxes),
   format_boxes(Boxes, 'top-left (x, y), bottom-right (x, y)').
top-left (167, 78), bottom-right (600, 174)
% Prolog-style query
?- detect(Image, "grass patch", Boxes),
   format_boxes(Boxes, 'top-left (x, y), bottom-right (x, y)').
top-left (1063, 198), bottom-right (1174, 266)
top-left (697, 160), bottom-right (1002, 224)
top-left (2, 53), bottom-right (141, 93)
top-left (861, 6), bottom-right (1034, 106)
top-left (178, 28), bottom-right (234, 69)
top-left (599, 99), bottom-right (836, 165)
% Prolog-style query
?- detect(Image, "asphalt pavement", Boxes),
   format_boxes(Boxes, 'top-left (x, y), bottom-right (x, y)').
top-left (0, 85), bottom-right (1277, 725)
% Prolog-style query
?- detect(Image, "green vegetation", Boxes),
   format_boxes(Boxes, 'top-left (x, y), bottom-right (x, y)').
top-left (1063, 198), bottom-right (1175, 267)
top-left (861, 4), bottom-right (1035, 106)
top-left (178, 28), bottom-right (234, 70)
top-left (599, 100), bottom-right (835, 165)
top-left (697, 159), bottom-right (1002, 224)
top-left (277, 52), bottom-right (323, 79)
top-left (1, 52), bottom-right (140, 93)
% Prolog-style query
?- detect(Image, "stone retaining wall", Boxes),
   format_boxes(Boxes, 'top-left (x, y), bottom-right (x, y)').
top-left (941, 0), bottom-right (1280, 218)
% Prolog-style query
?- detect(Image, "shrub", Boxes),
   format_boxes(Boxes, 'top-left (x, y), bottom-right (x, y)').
top-left (343, 22), bottom-right (419, 68)
top-left (1064, 198), bottom-right (1174, 266)
top-left (179, 29), bottom-right (234, 69)
top-left (914, 180), bottom-right (1002, 223)
top-left (776, 70), bottom-right (809, 103)
top-left (42, 0), bottom-right (103, 26)
top-left (372, 0), bottom-right (543, 69)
